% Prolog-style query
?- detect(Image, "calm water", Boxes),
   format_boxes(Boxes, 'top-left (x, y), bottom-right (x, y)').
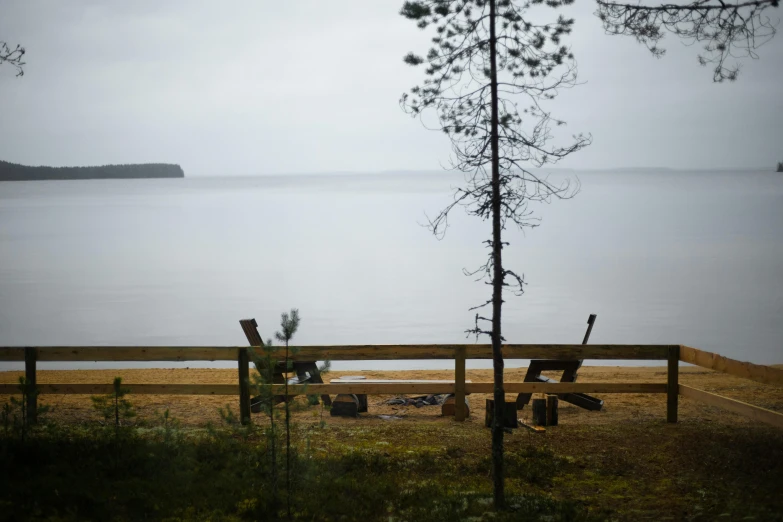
top-left (1, 171), bottom-right (781, 371)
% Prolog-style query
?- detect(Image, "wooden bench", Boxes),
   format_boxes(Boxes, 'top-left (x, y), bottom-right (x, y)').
top-left (329, 378), bottom-right (471, 418)
top-left (239, 318), bottom-right (332, 410)
top-left (515, 314), bottom-right (604, 412)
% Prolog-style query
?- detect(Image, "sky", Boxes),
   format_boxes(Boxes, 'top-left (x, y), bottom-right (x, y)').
top-left (0, 0), bottom-right (781, 175)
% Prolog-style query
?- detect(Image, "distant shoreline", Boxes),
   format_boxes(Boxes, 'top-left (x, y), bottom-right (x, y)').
top-left (181, 167), bottom-right (775, 178)
top-left (0, 160), bottom-right (184, 181)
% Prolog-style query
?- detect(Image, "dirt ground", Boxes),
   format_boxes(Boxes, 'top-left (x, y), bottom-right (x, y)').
top-left (1, 365), bottom-right (780, 428)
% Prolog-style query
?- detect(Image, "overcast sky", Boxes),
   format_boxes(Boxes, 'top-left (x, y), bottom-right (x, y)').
top-left (1, 1), bottom-right (781, 175)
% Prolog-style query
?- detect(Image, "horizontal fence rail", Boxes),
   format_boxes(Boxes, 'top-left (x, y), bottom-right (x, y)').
top-left (0, 344), bottom-right (673, 362)
top-left (680, 346), bottom-right (783, 387)
top-left (0, 384), bottom-right (241, 395)
top-left (679, 385), bottom-right (783, 429)
top-left (0, 382), bottom-right (668, 396)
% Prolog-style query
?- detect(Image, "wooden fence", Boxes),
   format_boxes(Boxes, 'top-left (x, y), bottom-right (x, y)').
top-left (0, 344), bottom-right (780, 428)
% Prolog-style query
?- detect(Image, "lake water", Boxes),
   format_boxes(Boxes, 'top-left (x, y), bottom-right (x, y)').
top-left (1, 171), bottom-right (781, 371)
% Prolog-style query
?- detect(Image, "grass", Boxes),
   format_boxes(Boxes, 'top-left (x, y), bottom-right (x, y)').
top-left (1, 412), bottom-right (782, 522)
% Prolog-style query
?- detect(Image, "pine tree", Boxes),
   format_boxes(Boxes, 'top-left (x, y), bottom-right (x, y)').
top-left (250, 341), bottom-right (281, 510)
top-left (91, 377), bottom-right (135, 434)
top-left (595, 0), bottom-right (779, 82)
top-left (274, 308), bottom-right (301, 522)
top-left (248, 309), bottom-right (322, 520)
top-left (400, 0), bottom-right (590, 509)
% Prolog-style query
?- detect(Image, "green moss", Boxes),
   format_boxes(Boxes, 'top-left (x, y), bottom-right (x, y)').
top-left (1, 419), bottom-right (781, 521)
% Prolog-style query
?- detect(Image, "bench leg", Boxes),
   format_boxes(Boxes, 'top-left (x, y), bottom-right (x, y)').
top-left (441, 395), bottom-right (470, 417)
top-left (356, 394), bottom-right (368, 413)
top-left (330, 394), bottom-right (360, 417)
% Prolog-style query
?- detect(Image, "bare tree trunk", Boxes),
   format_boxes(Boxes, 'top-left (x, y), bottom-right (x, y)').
top-left (488, 0), bottom-right (505, 511)
top-left (270, 393), bottom-right (277, 508)
top-left (285, 341), bottom-right (291, 520)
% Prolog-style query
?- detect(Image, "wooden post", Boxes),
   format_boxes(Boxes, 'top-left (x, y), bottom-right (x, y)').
top-left (667, 345), bottom-right (679, 423)
top-left (238, 347), bottom-right (251, 425)
top-left (532, 398), bottom-right (548, 426)
top-left (546, 394), bottom-right (558, 426)
top-left (455, 346), bottom-right (466, 421)
top-left (485, 399), bottom-right (518, 428)
top-left (24, 347), bottom-right (37, 425)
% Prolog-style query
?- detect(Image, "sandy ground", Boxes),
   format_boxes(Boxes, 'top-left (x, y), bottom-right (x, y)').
top-left (2, 365), bottom-right (781, 429)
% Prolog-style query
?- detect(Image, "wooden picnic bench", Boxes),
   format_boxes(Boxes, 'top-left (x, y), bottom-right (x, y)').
top-left (515, 314), bottom-right (604, 412)
top-left (239, 318), bottom-right (332, 410)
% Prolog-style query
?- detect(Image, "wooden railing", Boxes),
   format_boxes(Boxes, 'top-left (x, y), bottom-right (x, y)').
top-left (0, 344), bottom-right (671, 361)
top-left (0, 344), bottom-right (780, 428)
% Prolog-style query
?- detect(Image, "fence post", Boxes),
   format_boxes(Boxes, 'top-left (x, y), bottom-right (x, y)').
top-left (455, 346), bottom-right (466, 422)
top-left (24, 347), bottom-right (37, 425)
top-left (238, 348), bottom-right (251, 425)
top-left (667, 345), bottom-right (679, 423)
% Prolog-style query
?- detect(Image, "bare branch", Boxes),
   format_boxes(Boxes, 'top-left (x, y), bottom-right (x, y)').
top-left (0, 41), bottom-right (26, 77)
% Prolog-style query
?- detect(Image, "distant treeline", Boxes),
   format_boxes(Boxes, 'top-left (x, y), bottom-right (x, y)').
top-left (0, 160), bottom-right (184, 181)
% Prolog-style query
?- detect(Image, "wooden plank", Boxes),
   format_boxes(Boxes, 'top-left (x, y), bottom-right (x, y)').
top-left (474, 382), bottom-right (667, 394)
top-left (680, 345), bottom-right (783, 387)
top-left (0, 382), bottom-right (668, 396)
top-left (0, 384), bottom-right (240, 395)
top-left (295, 361), bottom-right (332, 407)
top-left (239, 318), bottom-right (264, 346)
top-left (299, 383), bottom-right (457, 395)
top-left (581, 314), bottom-right (597, 344)
top-left (290, 344), bottom-right (671, 361)
top-left (271, 382), bottom-right (667, 395)
top-left (521, 423), bottom-right (546, 433)
top-left (455, 346), bottom-right (466, 422)
top-left (0, 382), bottom-right (670, 396)
top-left (0, 347), bottom-right (240, 362)
top-left (679, 384), bottom-right (783, 429)
top-left (24, 347), bottom-right (37, 424)
top-left (330, 379), bottom-right (473, 384)
top-left (0, 348), bottom-right (24, 361)
top-left (0, 344), bottom-right (672, 362)
top-left (237, 348), bottom-right (251, 425)
top-left (668, 345), bottom-right (679, 423)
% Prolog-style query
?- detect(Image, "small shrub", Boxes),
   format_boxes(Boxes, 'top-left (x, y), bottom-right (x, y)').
top-left (90, 377), bottom-right (135, 429)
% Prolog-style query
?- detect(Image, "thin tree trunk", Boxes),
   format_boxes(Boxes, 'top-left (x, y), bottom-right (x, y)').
top-left (488, 0), bottom-right (505, 511)
top-left (268, 356), bottom-right (278, 509)
top-left (285, 342), bottom-right (291, 520)
top-left (270, 397), bottom-right (277, 507)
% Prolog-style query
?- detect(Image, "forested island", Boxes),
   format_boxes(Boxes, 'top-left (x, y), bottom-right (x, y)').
top-left (0, 160), bottom-right (184, 181)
